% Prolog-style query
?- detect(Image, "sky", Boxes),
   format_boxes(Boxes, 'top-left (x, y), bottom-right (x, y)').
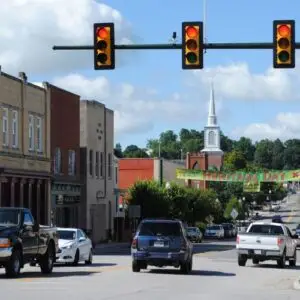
top-left (0, 0), bottom-right (300, 149)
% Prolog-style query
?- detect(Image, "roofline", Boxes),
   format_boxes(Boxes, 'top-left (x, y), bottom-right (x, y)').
top-left (45, 82), bottom-right (80, 98)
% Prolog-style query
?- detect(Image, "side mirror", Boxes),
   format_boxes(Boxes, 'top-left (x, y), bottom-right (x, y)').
top-left (23, 224), bottom-right (32, 232)
top-left (293, 234), bottom-right (298, 239)
top-left (79, 237), bottom-right (85, 243)
top-left (292, 228), bottom-right (296, 232)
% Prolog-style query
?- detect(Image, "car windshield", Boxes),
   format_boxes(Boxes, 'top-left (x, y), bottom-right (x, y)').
top-left (0, 210), bottom-right (20, 226)
top-left (187, 227), bottom-right (197, 232)
top-left (248, 224), bottom-right (284, 235)
top-left (58, 230), bottom-right (76, 240)
top-left (139, 222), bottom-right (181, 237)
top-left (207, 226), bottom-right (220, 230)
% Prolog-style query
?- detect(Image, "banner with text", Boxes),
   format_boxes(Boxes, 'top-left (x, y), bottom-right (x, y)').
top-left (176, 169), bottom-right (300, 183)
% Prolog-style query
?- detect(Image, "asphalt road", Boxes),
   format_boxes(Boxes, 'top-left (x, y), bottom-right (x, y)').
top-left (1, 194), bottom-right (300, 299)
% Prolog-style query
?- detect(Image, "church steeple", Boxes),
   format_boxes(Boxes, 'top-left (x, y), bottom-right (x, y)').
top-left (207, 81), bottom-right (217, 126)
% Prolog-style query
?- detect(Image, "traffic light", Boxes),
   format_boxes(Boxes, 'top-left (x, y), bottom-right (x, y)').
top-left (273, 20), bottom-right (295, 68)
top-left (93, 23), bottom-right (115, 70)
top-left (182, 22), bottom-right (203, 69)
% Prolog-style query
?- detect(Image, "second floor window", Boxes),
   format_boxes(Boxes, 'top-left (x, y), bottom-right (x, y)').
top-left (29, 114), bottom-right (34, 150)
top-left (12, 110), bottom-right (18, 148)
top-left (54, 148), bottom-right (61, 174)
top-left (108, 153), bottom-right (112, 179)
top-left (95, 151), bottom-right (99, 178)
top-left (68, 150), bottom-right (76, 176)
top-left (2, 108), bottom-right (8, 146)
top-left (36, 116), bottom-right (42, 152)
top-left (89, 149), bottom-right (93, 176)
top-left (100, 152), bottom-right (104, 177)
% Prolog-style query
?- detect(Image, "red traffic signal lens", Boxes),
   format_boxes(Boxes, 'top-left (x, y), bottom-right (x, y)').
top-left (186, 39), bottom-right (197, 50)
top-left (97, 27), bottom-right (108, 39)
top-left (186, 26), bottom-right (198, 38)
top-left (277, 24), bottom-right (290, 37)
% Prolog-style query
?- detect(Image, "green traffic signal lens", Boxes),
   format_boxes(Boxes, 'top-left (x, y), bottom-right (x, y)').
top-left (278, 37), bottom-right (290, 49)
top-left (97, 53), bottom-right (108, 64)
top-left (186, 52), bottom-right (197, 64)
top-left (278, 50), bottom-right (290, 62)
top-left (97, 40), bottom-right (108, 50)
top-left (186, 39), bottom-right (197, 50)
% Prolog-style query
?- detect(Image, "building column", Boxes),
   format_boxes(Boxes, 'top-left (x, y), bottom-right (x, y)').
top-left (28, 179), bottom-right (35, 210)
top-left (36, 179), bottom-right (42, 224)
top-left (45, 180), bottom-right (50, 225)
top-left (20, 178), bottom-right (26, 207)
top-left (10, 177), bottom-right (17, 207)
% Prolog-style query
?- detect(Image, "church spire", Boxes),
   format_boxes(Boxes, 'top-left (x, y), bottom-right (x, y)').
top-left (207, 80), bottom-right (217, 126)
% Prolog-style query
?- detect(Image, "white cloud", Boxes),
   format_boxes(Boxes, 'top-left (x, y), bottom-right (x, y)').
top-left (191, 60), bottom-right (300, 102)
top-left (49, 73), bottom-right (203, 136)
top-left (0, 0), bottom-right (133, 74)
top-left (231, 112), bottom-right (300, 141)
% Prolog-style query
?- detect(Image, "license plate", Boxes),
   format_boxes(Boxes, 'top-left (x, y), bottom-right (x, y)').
top-left (154, 241), bottom-right (165, 247)
top-left (254, 250), bottom-right (261, 255)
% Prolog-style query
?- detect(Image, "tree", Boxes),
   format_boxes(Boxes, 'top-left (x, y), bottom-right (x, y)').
top-left (234, 137), bottom-right (255, 162)
top-left (271, 139), bottom-right (284, 170)
top-left (114, 143), bottom-right (123, 158)
top-left (223, 150), bottom-right (247, 171)
top-left (123, 145), bottom-right (149, 158)
top-left (254, 139), bottom-right (274, 169)
top-left (224, 196), bottom-right (244, 220)
top-left (283, 139), bottom-right (300, 169)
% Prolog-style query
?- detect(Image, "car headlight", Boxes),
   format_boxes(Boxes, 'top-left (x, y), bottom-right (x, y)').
top-left (0, 238), bottom-right (11, 248)
top-left (62, 243), bottom-right (75, 249)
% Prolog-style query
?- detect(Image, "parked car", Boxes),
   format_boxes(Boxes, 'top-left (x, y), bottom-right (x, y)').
top-left (222, 223), bottom-right (234, 237)
top-left (204, 225), bottom-right (224, 239)
top-left (236, 220), bottom-right (251, 233)
top-left (272, 215), bottom-right (283, 223)
top-left (293, 224), bottom-right (300, 248)
top-left (0, 207), bottom-right (59, 277)
top-left (186, 227), bottom-right (203, 243)
top-left (131, 219), bottom-right (193, 274)
top-left (236, 222), bottom-right (298, 268)
top-left (56, 227), bottom-right (93, 265)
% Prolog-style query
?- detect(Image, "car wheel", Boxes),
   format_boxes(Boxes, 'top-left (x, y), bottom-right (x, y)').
top-left (277, 250), bottom-right (286, 269)
top-left (180, 259), bottom-right (192, 274)
top-left (132, 261), bottom-right (141, 272)
top-left (73, 249), bottom-right (80, 266)
top-left (5, 250), bottom-right (21, 278)
top-left (252, 258), bottom-right (259, 265)
top-left (238, 254), bottom-right (247, 267)
top-left (40, 244), bottom-right (55, 274)
top-left (85, 249), bottom-right (93, 265)
top-left (289, 250), bottom-right (297, 267)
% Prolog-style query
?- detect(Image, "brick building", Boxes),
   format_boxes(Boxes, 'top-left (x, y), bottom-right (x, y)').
top-left (0, 71), bottom-right (51, 224)
top-left (45, 83), bottom-right (81, 227)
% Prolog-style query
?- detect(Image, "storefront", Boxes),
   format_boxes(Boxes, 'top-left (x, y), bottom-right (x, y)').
top-left (51, 182), bottom-right (81, 227)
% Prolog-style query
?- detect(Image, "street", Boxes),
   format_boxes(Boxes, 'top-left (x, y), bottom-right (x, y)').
top-left (1, 195), bottom-right (300, 299)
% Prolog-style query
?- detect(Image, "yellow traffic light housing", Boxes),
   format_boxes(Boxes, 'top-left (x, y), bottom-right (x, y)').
top-left (93, 23), bottom-right (115, 70)
top-left (273, 20), bottom-right (295, 69)
top-left (182, 22), bottom-right (203, 69)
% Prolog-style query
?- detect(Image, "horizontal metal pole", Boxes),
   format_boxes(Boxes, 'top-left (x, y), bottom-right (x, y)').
top-left (52, 42), bottom-right (300, 51)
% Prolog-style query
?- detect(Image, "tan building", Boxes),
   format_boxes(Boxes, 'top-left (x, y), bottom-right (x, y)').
top-left (79, 100), bottom-right (115, 243)
top-left (0, 71), bottom-right (51, 224)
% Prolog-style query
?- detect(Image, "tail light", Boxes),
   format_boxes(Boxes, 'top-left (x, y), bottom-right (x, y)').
top-left (131, 238), bottom-right (138, 249)
top-left (277, 237), bottom-right (284, 246)
top-left (236, 235), bottom-right (240, 244)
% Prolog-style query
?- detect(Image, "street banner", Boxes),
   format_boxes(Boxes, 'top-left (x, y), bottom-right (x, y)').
top-left (176, 169), bottom-right (300, 183)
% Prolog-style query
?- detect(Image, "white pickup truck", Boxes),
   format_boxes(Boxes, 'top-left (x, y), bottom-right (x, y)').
top-left (236, 222), bottom-right (298, 268)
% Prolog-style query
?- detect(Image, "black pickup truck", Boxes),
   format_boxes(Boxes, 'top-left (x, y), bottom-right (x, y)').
top-left (0, 207), bottom-right (59, 277)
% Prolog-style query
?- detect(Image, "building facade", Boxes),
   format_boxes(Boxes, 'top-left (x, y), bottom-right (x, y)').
top-left (79, 100), bottom-right (115, 243)
top-left (0, 71), bottom-right (51, 224)
top-left (45, 83), bottom-right (81, 227)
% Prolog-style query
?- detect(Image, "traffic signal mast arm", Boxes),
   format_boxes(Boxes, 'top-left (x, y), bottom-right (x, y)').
top-left (53, 42), bottom-right (300, 51)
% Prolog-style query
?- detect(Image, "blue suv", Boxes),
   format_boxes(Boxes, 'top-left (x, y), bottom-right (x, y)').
top-left (131, 219), bottom-right (193, 273)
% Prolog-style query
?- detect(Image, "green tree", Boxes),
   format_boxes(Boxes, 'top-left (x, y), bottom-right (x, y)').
top-left (224, 196), bottom-right (244, 220)
top-left (114, 143), bottom-right (123, 158)
top-left (126, 180), bottom-right (169, 218)
top-left (271, 139), bottom-right (285, 170)
top-left (223, 150), bottom-right (247, 171)
top-left (283, 139), bottom-right (300, 169)
top-left (123, 145), bottom-right (149, 158)
top-left (234, 137), bottom-right (255, 162)
top-left (254, 139), bottom-right (274, 169)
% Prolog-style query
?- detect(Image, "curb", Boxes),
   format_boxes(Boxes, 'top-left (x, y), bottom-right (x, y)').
top-left (293, 277), bottom-right (300, 290)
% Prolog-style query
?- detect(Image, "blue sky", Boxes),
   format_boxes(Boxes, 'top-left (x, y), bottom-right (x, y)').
top-left (1, 0), bottom-right (300, 149)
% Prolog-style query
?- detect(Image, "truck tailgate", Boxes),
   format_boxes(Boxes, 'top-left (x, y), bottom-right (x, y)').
top-left (237, 234), bottom-right (281, 251)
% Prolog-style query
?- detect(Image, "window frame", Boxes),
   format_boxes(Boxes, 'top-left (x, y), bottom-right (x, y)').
top-left (95, 151), bottom-right (100, 178)
top-left (108, 153), bottom-right (112, 179)
top-left (89, 149), bottom-right (93, 176)
top-left (36, 116), bottom-right (42, 152)
top-left (28, 114), bottom-right (34, 151)
top-left (2, 107), bottom-right (8, 147)
top-left (12, 110), bottom-right (18, 148)
top-left (68, 149), bottom-right (76, 176)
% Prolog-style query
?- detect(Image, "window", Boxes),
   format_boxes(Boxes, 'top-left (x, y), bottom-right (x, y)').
top-left (68, 150), bottom-right (76, 176)
top-left (12, 110), bottom-right (18, 148)
top-left (115, 166), bottom-right (118, 184)
top-left (2, 108), bottom-right (8, 146)
top-left (89, 149), bottom-right (93, 176)
top-left (36, 116), bottom-right (42, 152)
top-left (208, 130), bottom-right (216, 146)
top-left (108, 153), bottom-right (112, 178)
top-left (138, 222), bottom-right (181, 237)
top-left (95, 151), bottom-right (99, 178)
top-left (28, 114), bottom-right (34, 150)
top-left (54, 148), bottom-right (61, 174)
top-left (100, 152), bottom-right (104, 177)
top-left (23, 212), bottom-right (34, 226)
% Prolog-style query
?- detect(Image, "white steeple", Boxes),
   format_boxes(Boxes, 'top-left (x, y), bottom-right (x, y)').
top-left (201, 81), bottom-right (223, 154)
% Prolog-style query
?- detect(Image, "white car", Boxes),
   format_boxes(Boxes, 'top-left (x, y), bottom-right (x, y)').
top-left (56, 228), bottom-right (93, 265)
top-left (204, 225), bottom-right (225, 239)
